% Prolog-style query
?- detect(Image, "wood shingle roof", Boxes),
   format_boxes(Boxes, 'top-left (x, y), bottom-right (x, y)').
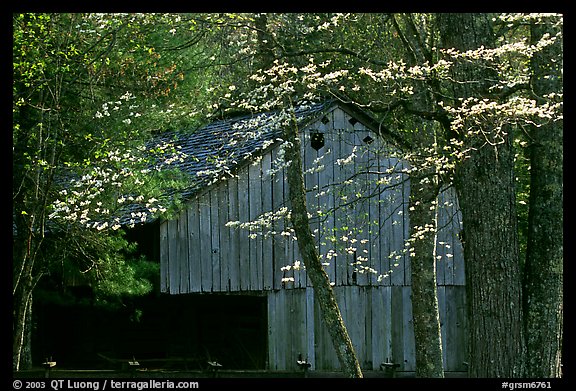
top-left (148, 100), bottom-right (333, 200)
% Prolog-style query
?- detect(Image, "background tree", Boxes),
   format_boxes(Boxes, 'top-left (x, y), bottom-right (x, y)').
top-left (12, 13), bottom-right (204, 370)
top-left (433, 13), bottom-right (562, 376)
top-left (436, 12), bottom-right (526, 377)
top-left (523, 13), bottom-right (563, 377)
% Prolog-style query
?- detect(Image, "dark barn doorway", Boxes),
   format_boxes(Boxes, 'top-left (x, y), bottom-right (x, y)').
top-left (163, 293), bottom-right (268, 370)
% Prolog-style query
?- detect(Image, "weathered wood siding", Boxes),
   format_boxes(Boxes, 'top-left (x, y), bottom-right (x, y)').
top-left (158, 105), bottom-right (467, 372)
top-left (160, 106), bottom-right (464, 294)
top-left (267, 286), bottom-right (467, 372)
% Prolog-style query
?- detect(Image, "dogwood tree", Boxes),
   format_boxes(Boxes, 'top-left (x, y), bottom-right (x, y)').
top-left (207, 12), bottom-right (562, 377)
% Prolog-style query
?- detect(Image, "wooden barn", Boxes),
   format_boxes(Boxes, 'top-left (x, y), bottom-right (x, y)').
top-left (149, 100), bottom-right (467, 375)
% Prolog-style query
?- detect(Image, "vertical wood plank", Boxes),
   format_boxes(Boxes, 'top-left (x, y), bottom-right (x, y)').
top-left (178, 209), bottom-right (189, 294)
top-left (376, 146), bottom-right (390, 286)
top-left (445, 285), bottom-right (457, 371)
top-left (267, 291), bottom-right (278, 370)
top-left (453, 215), bottom-right (465, 286)
top-left (286, 289), bottom-right (296, 370)
top-left (227, 177), bottom-right (241, 291)
top-left (199, 191), bottom-right (213, 292)
top-left (390, 285), bottom-right (405, 369)
top-left (317, 123), bottom-right (336, 285)
top-left (210, 190), bottom-right (221, 291)
top-left (402, 285), bottom-right (416, 371)
top-left (436, 285), bottom-right (448, 369)
top-left (354, 131), bottom-right (370, 287)
top-left (167, 219), bottom-right (179, 294)
top-left (456, 285), bottom-right (468, 371)
top-left (238, 166), bottom-right (251, 291)
top-left (389, 157), bottom-right (405, 286)
top-left (372, 286), bottom-right (393, 369)
top-left (364, 287), bottom-right (373, 369)
top-left (305, 287), bottom-right (316, 370)
top-left (276, 290), bottom-right (285, 371)
top-left (261, 152), bottom-right (274, 290)
top-left (188, 199), bottom-right (202, 293)
top-left (449, 186), bottom-right (466, 286)
top-left (331, 111), bottom-right (344, 287)
top-left (436, 187), bottom-right (449, 286)
top-left (347, 286), bottom-right (365, 364)
top-left (296, 289), bottom-right (308, 371)
top-left (366, 139), bottom-right (381, 287)
top-left (282, 156), bottom-right (301, 289)
top-left (159, 221), bottom-right (169, 293)
top-left (445, 285), bottom-right (468, 371)
top-left (299, 128), bottom-right (311, 289)
top-left (271, 147), bottom-right (286, 290)
top-left (370, 287), bottom-right (383, 370)
top-left (341, 128), bottom-right (356, 287)
top-left (218, 181), bottom-right (230, 291)
top-left (249, 161), bottom-right (263, 290)
top-left (379, 156), bottom-right (393, 287)
top-left (304, 122), bottom-right (322, 290)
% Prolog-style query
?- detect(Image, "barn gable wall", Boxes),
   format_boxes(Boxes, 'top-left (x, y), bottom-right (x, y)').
top-left (160, 105), bottom-right (464, 294)
top-left (158, 104), bottom-right (467, 372)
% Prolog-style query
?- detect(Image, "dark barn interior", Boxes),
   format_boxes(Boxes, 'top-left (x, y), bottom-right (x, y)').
top-left (33, 284), bottom-right (268, 370)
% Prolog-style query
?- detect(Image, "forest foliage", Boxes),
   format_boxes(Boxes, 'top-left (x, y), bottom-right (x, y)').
top-left (13, 13), bottom-right (562, 376)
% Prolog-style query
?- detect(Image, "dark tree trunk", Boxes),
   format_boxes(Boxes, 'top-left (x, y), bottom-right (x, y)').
top-left (253, 13), bottom-right (276, 70)
top-left (454, 136), bottom-right (525, 377)
top-left (283, 103), bottom-right (363, 378)
top-left (438, 13), bottom-right (526, 377)
top-left (523, 19), bottom-right (563, 378)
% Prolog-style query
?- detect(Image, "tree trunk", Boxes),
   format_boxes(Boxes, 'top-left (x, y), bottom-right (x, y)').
top-left (283, 103), bottom-right (363, 378)
top-left (392, 14), bottom-right (445, 377)
top-left (253, 13), bottom-right (276, 70)
top-left (409, 168), bottom-right (444, 377)
top-left (438, 13), bottom-right (526, 377)
top-left (454, 137), bottom-right (525, 377)
top-left (13, 101), bottom-right (42, 371)
top-left (523, 18), bottom-right (563, 378)
top-left (12, 215), bottom-right (38, 371)
top-left (13, 272), bottom-right (34, 371)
